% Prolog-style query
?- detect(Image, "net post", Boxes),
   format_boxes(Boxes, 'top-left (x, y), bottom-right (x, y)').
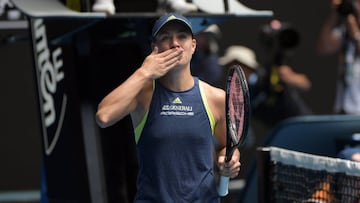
top-left (256, 147), bottom-right (272, 203)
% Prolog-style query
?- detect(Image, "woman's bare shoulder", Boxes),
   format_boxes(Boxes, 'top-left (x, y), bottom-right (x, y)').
top-left (199, 80), bottom-right (225, 101)
top-left (199, 80), bottom-right (225, 119)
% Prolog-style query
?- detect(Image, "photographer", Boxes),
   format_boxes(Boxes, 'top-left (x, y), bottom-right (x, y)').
top-left (254, 19), bottom-right (312, 127)
top-left (317, 0), bottom-right (360, 115)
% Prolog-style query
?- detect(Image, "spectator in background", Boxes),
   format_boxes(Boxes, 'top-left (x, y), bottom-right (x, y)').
top-left (338, 145), bottom-right (360, 161)
top-left (317, 0), bottom-right (360, 115)
top-left (255, 19), bottom-right (313, 128)
top-left (218, 45), bottom-right (264, 101)
top-left (219, 43), bottom-right (312, 132)
top-left (191, 24), bottom-right (223, 88)
top-left (337, 133), bottom-right (360, 162)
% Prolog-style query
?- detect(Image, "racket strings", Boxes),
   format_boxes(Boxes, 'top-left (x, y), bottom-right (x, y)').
top-left (228, 74), bottom-right (245, 143)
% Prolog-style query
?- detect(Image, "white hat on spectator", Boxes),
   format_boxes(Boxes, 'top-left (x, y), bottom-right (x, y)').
top-left (219, 45), bottom-right (259, 69)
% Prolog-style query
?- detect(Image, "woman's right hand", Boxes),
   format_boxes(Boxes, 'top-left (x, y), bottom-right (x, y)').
top-left (140, 46), bottom-right (183, 80)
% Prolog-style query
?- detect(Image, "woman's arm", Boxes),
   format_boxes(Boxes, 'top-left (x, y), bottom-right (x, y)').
top-left (96, 47), bottom-right (183, 128)
top-left (203, 81), bottom-right (241, 178)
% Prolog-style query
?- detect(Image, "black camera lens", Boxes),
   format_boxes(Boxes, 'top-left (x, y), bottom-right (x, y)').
top-left (337, 0), bottom-right (356, 16)
top-left (278, 27), bottom-right (300, 49)
top-left (259, 23), bottom-right (300, 50)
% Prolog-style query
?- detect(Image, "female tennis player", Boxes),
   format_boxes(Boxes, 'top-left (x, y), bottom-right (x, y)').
top-left (96, 13), bottom-right (241, 202)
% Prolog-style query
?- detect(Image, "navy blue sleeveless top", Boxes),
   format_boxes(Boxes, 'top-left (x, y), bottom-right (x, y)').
top-left (134, 77), bottom-right (219, 203)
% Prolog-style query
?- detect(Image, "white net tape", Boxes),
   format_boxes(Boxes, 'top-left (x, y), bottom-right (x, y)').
top-left (267, 147), bottom-right (360, 177)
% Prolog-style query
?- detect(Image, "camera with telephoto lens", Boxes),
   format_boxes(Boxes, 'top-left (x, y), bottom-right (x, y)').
top-left (259, 22), bottom-right (300, 51)
top-left (337, 0), bottom-right (357, 17)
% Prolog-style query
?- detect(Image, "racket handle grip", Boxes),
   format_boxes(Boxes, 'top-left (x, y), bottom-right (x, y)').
top-left (218, 176), bottom-right (230, 196)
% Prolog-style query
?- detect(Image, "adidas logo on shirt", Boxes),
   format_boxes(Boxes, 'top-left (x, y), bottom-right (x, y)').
top-left (172, 97), bottom-right (182, 104)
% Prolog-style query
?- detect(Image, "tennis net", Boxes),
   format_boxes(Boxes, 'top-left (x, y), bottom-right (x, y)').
top-left (256, 147), bottom-right (360, 203)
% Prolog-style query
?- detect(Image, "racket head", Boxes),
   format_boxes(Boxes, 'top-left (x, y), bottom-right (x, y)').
top-left (225, 65), bottom-right (250, 159)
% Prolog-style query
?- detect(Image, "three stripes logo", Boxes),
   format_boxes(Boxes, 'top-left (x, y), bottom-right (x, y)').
top-left (172, 97), bottom-right (182, 104)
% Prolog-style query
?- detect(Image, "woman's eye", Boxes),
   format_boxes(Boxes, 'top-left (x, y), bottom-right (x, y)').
top-left (158, 35), bottom-right (169, 41)
top-left (178, 33), bottom-right (188, 39)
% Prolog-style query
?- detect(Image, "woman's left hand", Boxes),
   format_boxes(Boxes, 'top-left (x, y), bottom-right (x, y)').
top-left (217, 149), bottom-right (241, 178)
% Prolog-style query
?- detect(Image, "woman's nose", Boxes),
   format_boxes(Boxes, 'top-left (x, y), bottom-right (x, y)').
top-left (170, 36), bottom-right (181, 48)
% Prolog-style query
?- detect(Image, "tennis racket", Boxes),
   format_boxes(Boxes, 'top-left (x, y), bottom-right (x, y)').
top-left (218, 65), bottom-right (250, 196)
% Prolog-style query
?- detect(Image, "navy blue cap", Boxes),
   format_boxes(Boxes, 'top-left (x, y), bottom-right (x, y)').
top-left (152, 13), bottom-right (193, 40)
